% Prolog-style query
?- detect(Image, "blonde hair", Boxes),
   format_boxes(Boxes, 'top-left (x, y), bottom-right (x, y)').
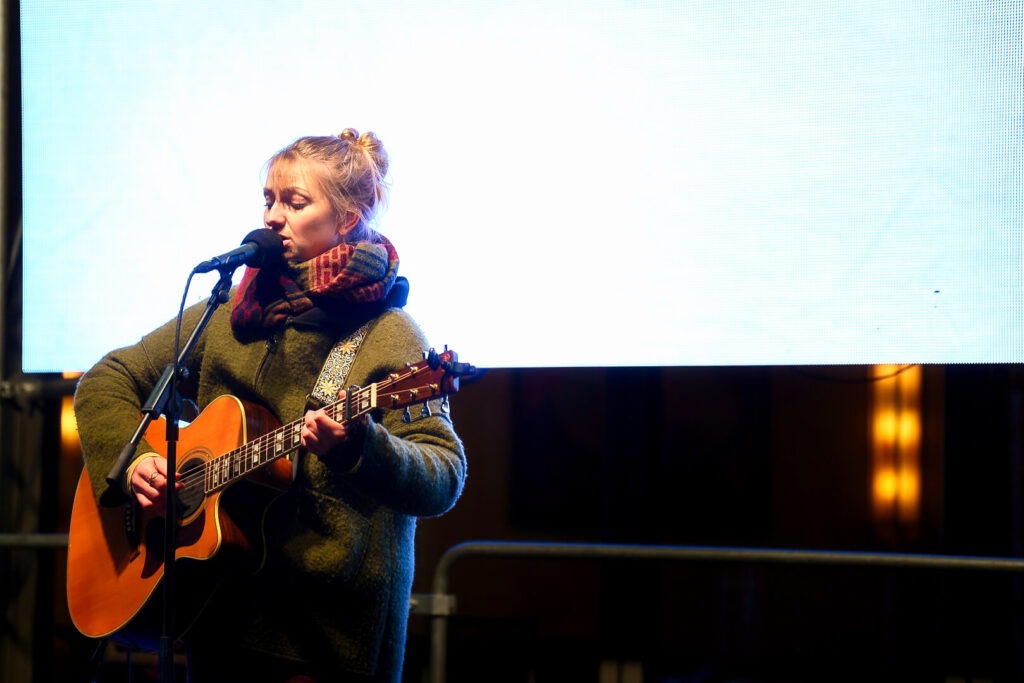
top-left (265, 128), bottom-right (390, 243)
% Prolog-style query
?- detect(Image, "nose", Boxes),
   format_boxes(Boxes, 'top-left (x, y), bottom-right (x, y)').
top-left (265, 202), bottom-right (285, 229)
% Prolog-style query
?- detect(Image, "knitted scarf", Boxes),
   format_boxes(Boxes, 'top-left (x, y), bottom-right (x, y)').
top-left (230, 236), bottom-right (400, 332)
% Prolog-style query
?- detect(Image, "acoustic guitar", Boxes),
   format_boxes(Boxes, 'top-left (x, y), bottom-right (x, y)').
top-left (66, 348), bottom-right (472, 648)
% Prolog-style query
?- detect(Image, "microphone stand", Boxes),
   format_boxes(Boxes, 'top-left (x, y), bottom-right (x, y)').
top-left (105, 267), bottom-right (236, 683)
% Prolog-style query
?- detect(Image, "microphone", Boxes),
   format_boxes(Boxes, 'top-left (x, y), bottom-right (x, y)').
top-left (193, 229), bottom-right (284, 273)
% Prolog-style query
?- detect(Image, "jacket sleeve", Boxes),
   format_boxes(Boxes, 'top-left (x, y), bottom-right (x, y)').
top-left (73, 302), bottom-right (207, 500)
top-left (340, 309), bottom-right (468, 518)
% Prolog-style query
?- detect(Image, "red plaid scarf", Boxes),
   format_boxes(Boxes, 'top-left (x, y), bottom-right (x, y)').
top-left (230, 236), bottom-right (400, 332)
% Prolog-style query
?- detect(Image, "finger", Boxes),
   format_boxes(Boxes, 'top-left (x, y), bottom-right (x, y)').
top-left (301, 420), bottom-right (319, 451)
top-left (309, 413), bottom-right (346, 446)
top-left (302, 412), bottom-right (316, 435)
top-left (136, 480), bottom-right (163, 506)
top-left (146, 469), bottom-right (165, 491)
top-left (314, 410), bottom-right (347, 434)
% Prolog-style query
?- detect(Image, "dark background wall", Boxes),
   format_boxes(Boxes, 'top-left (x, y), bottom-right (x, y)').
top-left (404, 363), bottom-right (1024, 682)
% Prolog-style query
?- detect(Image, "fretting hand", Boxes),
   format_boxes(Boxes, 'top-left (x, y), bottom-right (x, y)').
top-left (301, 389), bottom-right (368, 463)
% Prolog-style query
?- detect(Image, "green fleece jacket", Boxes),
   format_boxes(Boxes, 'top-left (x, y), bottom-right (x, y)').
top-left (74, 291), bottom-right (466, 681)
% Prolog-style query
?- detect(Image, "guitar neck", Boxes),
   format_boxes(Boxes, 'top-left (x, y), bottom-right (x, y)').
top-left (198, 348), bottom-right (469, 494)
top-left (203, 384), bottom-right (378, 493)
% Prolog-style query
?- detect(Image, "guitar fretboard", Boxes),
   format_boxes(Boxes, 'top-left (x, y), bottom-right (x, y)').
top-left (200, 383), bottom-right (380, 494)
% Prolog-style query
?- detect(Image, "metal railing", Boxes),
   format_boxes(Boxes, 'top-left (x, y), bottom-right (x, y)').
top-left (9, 533), bottom-right (1024, 681)
top-left (0, 532), bottom-right (68, 549)
top-left (419, 540), bottom-right (1024, 683)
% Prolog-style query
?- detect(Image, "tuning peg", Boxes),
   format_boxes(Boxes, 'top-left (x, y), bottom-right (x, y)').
top-left (402, 407), bottom-right (412, 423)
top-left (420, 402), bottom-right (432, 419)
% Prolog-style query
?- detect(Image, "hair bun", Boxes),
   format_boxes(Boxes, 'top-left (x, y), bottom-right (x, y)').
top-left (339, 128), bottom-right (359, 141)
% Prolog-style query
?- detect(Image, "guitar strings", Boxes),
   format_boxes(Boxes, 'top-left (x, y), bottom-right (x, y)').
top-left (167, 362), bottom-right (433, 495)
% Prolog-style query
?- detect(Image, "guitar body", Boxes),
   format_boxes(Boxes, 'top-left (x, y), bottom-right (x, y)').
top-left (67, 348), bottom-right (473, 648)
top-left (66, 395), bottom-right (290, 648)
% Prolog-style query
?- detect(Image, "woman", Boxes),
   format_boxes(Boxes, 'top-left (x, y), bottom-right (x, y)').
top-left (73, 129), bottom-right (467, 682)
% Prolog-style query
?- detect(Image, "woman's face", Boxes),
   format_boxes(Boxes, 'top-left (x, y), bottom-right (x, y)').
top-left (263, 159), bottom-right (352, 262)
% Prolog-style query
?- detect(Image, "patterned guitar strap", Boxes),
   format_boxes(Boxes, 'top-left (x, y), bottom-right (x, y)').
top-left (307, 322), bottom-right (371, 411)
top-left (292, 322), bottom-right (370, 478)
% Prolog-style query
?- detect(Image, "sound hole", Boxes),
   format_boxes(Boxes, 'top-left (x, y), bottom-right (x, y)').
top-left (176, 456), bottom-right (207, 519)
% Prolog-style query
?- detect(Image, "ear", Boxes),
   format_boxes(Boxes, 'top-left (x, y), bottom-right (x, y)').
top-left (337, 211), bottom-right (360, 236)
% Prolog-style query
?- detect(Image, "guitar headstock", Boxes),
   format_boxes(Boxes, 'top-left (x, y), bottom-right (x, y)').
top-left (378, 348), bottom-right (477, 412)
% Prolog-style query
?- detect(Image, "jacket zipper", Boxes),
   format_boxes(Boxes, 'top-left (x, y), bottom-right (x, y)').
top-left (256, 331), bottom-right (279, 389)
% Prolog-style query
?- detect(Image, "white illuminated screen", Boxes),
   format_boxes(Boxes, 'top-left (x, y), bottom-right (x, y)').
top-left (20, 1), bottom-right (1023, 372)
